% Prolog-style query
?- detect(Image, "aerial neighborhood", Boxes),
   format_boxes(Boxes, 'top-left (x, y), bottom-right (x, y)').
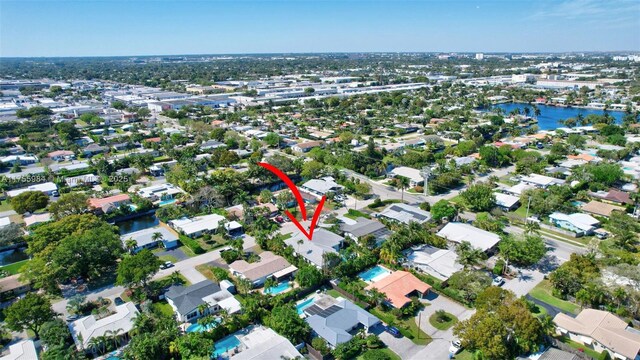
top-left (0, 51), bottom-right (639, 360)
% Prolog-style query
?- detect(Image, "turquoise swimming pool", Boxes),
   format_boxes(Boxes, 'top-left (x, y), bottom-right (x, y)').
top-left (186, 319), bottom-right (220, 333)
top-left (359, 265), bottom-right (391, 282)
top-left (212, 335), bottom-right (241, 358)
top-left (264, 281), bottom-right (291, 295)
top-left (296, 297), bottom-right (316, 314)
top-left (159, 198), bottom-right (176, 206)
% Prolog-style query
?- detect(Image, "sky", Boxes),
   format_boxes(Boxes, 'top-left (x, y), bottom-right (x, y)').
top-left (1, 0), bottom-right (639, 57)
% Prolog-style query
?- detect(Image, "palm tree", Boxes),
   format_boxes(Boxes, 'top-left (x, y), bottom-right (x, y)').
top-left (533, 106), bottom-right (541, 119)
top-left (524, 221), bottom-right (540, 235)
top-left (296, 239), bottom-right (304, 253)
top-left (538, 315), bottom-right (555, 340)
top-left (396, 176), bottom-right (410, 202)
top-left (125, 238), bottom-right (138, 253)
top-left (106, 328), bottom-right (124, 349)
top-left (197, 303), bottom-right (209, 318)
top-left (367, 288), bottom-right (387, 308)
top-left (455, 241), bottom-right (486, 269)
top-left (87, 337), bottom-right (102, 355)
top-left (151, 232), bottom-right (163, 247)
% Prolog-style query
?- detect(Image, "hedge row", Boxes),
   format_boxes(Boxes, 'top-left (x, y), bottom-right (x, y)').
top-left (179, 235), bottom-right (205, 254)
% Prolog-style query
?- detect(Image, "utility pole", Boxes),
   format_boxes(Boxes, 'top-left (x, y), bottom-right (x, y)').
top-left (421, 167), bottom-right (431, 198)
top-left (525, 196), bottom-right (532, 221)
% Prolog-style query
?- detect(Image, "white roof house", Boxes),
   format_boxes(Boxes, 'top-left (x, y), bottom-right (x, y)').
top-left (0, 217), bottom-right (11, 228)
top-left (387, 166), bottom-right (423, 186)
top-left (120, 226), bottom-right (179, 252)
top-left (521, 174), bottom-right (565, 188)
top-left (494, 192), bottom-right (520, 210)
top-left (301, 177), bottom-right (343, 196)
top-left (437, 222), bottom-right (501, 252)
top-left (549, 212), bottom-right (600, 235)
top-left (378, 203), bottom-right (431, 224)
top-left (69, 302), bottom-right (139, 350)
top-left (136, 183), bottom-right (185, 200)
top-left (404, 244), bottom-right (462, 281)
top-left (229, 326), bottom-right (303, 360)
top-left (505, 182), bottom-right (535, 196)
top-left (285, 229), bottom-right (344, 268)
top-left (169, 214), bottom-right (242, 237)
top-left (0, 339), bottom-right (38, 360)
top-left (6, 182), bottom-right (58, 197)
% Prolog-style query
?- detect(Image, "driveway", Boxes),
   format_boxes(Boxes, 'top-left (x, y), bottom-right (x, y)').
top-left (371, 325), bottom-right (427, 360)
top-left (154, 248), bottom-right (188, 262)
top-left (502, 268), bottom-right (545, 297)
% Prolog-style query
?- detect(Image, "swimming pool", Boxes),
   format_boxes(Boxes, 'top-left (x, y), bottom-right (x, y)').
top-left (186, 319), bottom-right (220, 333)
top-left (212, 335), bottom-right (241, 358)
top-left (264, 281), bottom-right (291, 295)
top-left (359, 265), bottom-right (391, 282)
top-left (296, 297), bottom-right (316, 314)
top-left (159, 198), bottom-right (176, 206)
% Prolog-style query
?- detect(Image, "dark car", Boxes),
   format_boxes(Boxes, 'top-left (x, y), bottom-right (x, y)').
top-left (114, 297), bottom-right (124, 306)
top-left (386, 326), bottom-right (401, 337)
top-left (275, 216), bottom-right (285, 223)
top-left (65, 314), bottom-right (79, 322)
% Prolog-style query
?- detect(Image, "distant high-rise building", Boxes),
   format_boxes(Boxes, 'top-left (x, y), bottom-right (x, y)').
top-left (475, 53), bottom-right (484, 60)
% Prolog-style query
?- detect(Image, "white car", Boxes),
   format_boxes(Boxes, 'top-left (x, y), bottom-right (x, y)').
top-left (449, 340), bottom-right (462, 354)
top-left (492, 276), bottom-right (505, 286)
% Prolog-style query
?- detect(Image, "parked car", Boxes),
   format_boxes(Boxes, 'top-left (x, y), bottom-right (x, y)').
top-left (51, 190), bottom-right (60, 197)
top-left (492, 276), bottom-right (505, 286)
top-left (66, 314), bottom-right (79, 322)
top-left (386, 326), bottom-right (401, 337)
top-left (449, 340), bottom-right (462, 354)
top-left (114, 297), bottom-right (124, 306)
top-left (160, 261), bottom-right (174, 270)
top-left (275, 216), bottom-right (285, 223)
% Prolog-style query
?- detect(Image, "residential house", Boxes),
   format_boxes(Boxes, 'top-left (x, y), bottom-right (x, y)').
top-left (165, 280), bottom-right (241, 322)
top-left (69, 302), bottom-right (139, 352)
top-left (88, 194), bottom-right (132, 214)
top-left (437, 222), bottom-right (501, 253)
top-left (494, 192), bottom-right (521, 211)
top-left (292, 141), bottom-right (324, 153)
top-left (377, 203), bottom-right (431, 224)
top-left (285, 229), bottom-right (344, 269)
top-left (302, 294), bottom-right (381, 348)
top-left (403, 244), bottom-right (462, 282)
top-left (82, 143), bottom-right (108, 157)
top-left (340, 217), bottom-right (391, 245)
top-left (0, 339), bottom-right (38, 360)
top-left (553, 309), bottom-right (640, 360)
top-left (0, 217), bottom-right (10, 229)
top-left (137, 183), bottom-right (185, 203)
top-left (581, 201), bottom-right (626, 218)
top-left (6, 182), bottom-right (58, 197)
top-left (549, 212), bottom-right (600, 236)
top-left (301, 176), bottom-right (343, 197)
top-left (0, 155), bottom-right (38, 166)
top-left (364, 271), bottom-right (431, 308)
top-left (593, 189), bottom-right (634, 206)
top-left (225, 326), bottom-right (303, 360)
top-left (200, 140), bottom-right (226, 151)
top-left (0, 275), bottom-right (31, 301)
top-left (229, 251), bottom-right (297, 287)
top-left (64, 174), bottom-right (99, 188)
top-left (520, 174), bottom-right (566, 189)
top-left (47, 150), bottom-right (75, 161)
top-left (169, 214), bottom-right (243, 238)
top-left (387, 166), bottom-right (424, 187)
top-left (120, 226), bottom-right (179, 252)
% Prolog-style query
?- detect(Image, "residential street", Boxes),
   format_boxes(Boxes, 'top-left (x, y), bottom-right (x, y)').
top-left (52, 235), bottom-right (256, 317)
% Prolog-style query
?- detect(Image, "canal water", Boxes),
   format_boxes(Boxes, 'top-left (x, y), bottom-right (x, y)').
top-left (117, 214), bottom-right (159, 235)
top-left (492, 103), bottom-right (624, 130)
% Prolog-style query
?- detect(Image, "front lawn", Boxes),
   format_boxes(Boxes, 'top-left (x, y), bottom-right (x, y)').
top-left (152, 301), bottom-right (175, 318)
top-left (0, 260), bottom-right (29, 275)
top-left (356, 348), bottom-right (402, 360)
top-left (369, 307), bottom-right (431, 346)
top-left (0, 201), bottom-right (13, 212)
top-left (157, 254), bottom-right (178, 263)
top-left (345, 209), bottom-right (371, 220)
top-left (528, 280), bottom-right (580, 314)
top-left (327, 289), bottom-right (342, 298)
top-left (428, 311), bottom-right (458, 330)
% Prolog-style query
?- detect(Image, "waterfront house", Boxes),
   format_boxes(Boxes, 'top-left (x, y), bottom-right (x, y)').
top-left (69, 302), bottom-right (139, 352)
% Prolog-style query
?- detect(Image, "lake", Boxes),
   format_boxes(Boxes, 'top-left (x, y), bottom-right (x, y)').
top-left (492, 103), bottom-right (624, 130)
top-left (117, 214), bottom-right (159, 235)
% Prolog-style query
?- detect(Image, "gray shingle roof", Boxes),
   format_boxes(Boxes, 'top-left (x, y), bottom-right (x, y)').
top-left (165, 280), bottom-right (221, 316)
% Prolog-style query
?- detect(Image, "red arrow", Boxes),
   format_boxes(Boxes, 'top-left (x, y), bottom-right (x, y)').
top-left (258, 162), bottom-right (326, 241)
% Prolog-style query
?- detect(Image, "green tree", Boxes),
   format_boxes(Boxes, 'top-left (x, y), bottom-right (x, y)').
top-left (295, 266), bottom-right (324, 288)
top-left (4, 293), bottom-right (56, 338)
top-left (498, 234), bottom-right (547, 268)
top-left (460, 183), bottom-right (495, 212)
top-left (263, 132), bottom-right (281, 147)
top-left (455, 241), bottom-right (487, 269)
top-left (266, 305), bottom-right (310, 344)
top-left (431, 200), bottom-right (457, 222)
top-left (301, 160), bottom-right (325, 179)
top-left (10, 190), bottom-right (49, 214)
top-left (116, 249), bottom-right (162, 291)
top-left (49, 192), bottom-right (88, 220)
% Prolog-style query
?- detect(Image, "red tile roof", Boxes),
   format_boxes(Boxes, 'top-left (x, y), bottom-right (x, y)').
top-left (365, 271), bottom-right (431, 308)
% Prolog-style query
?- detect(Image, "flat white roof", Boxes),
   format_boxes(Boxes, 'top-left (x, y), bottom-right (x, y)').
top-left (69, 302), bottom-right (138, 350)
top-left (494, 192), bottom-right (520, 208)
top-left (7, 182), bottom-right (57, 197)
top-left (169, 214), bottom-right (241, 236)
top-left (437, 222), bottom-right (501, 252)
top-left (229, 326), bottom-right (302, 360)
top-left (389, 166), bottom-right (423, 183)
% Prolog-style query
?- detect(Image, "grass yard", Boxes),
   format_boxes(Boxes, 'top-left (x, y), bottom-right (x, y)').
top-left (556, 336), bottom-right (601, 359)
top-left (0, 259), bottom-right (29, 275)
top-left (449, 194), bottom-right (464, 204)
top-left (428, 311), bottom-right (458, 330)
top-left (157, 254), bottom-right (178, 263)
top-left (327, 289), bottom-right (342, 298)
top-left (528, 280), bottom-right (580, 315)
top-left (0, 201), bottom-right (13, 212)
top-left (369, 308), bottom-right (431, 346)
top-left (152, 301), bottom-right (175, 318)
top-left (345, 209), bottom-right (371, 220)
top-left (453, 350), bottom-right (474, 360)
top-left (356, 348), bottom-right (402, 360)
top-left (512, 205), bottom-right (529, 219)
top-left (196, 264), bottom-right (217, 282)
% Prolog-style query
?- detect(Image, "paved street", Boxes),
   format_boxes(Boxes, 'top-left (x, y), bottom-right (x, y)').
top-left (52, 234), bottom-right (256, 317)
